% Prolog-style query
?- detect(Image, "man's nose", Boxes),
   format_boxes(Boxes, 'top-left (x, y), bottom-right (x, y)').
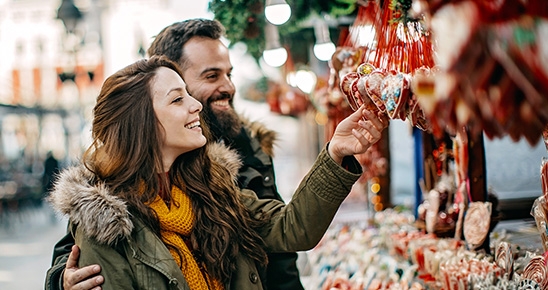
top-left (219, 77), bottom-right (235, 95)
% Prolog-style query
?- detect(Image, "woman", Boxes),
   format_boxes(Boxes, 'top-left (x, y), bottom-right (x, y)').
top-left (48, 56), bottom-right (386, 289)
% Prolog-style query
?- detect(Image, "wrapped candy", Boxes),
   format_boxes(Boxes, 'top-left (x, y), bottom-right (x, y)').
top-left (541, 157), bottom-right (548, 201)
top-left (463, 202), bottom-right (492, 250)
top-left (495, 241), bottom-right (514, 279)
top-left (521, 254), bottom-right (548, 289)
top-left (531, 195), bottom-right (548, 252)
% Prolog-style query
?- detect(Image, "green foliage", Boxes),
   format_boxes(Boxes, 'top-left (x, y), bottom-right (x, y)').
top-left (208, 0), bottom-right (359, 61)
top-left (389, 0), bottom-right (417, 23)
top-left (292, 0), bottom-right (358, 20)
top-left (208, 0), bottom-right (266, 59)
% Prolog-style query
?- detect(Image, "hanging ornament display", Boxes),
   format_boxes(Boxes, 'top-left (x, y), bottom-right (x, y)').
top-left (370, 0), bottom-right (435, 73)
top-left (412, 0), bottom-right (548, 145)
top-left (336, 0), bottom-right (548, 144)
top-left (342, 1), bottom-right (380, 49)
top-left (336, 0), bottom-right (435, 134)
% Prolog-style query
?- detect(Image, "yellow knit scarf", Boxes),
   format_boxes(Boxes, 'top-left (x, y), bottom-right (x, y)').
top-left (148, 186), bottom-right (224, 290)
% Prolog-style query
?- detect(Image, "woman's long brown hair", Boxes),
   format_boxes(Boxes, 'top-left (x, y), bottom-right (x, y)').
top-left (83, 55), bottom-right (267, 283)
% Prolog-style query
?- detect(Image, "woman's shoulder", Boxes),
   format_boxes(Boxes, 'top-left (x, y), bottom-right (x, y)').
top-left (208, 142), bottom-right (242, 181)
top-left (48, 166), bottom-right (134, 246)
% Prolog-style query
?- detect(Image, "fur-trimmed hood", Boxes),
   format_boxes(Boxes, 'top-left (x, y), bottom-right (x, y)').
top-left (240, 117), bottom-right (277, 157)
top-left (47, 142), bottom-right (242, 246)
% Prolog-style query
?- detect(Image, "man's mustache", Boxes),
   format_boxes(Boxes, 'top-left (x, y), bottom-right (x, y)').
top-left (208, 93), bottom-right (233, 103)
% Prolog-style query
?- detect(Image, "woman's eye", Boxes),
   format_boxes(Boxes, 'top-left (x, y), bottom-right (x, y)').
top-left (172, 96), bottom-right (183, 103)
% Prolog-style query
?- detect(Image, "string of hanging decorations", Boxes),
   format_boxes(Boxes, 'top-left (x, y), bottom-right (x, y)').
top-left (335, 0), bottom-right (548, 146)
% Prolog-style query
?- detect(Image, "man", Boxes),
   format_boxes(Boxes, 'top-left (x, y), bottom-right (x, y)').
top-left (46, 19), bottom-right (304, 290)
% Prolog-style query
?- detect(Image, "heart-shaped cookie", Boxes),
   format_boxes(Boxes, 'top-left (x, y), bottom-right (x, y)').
top-left (339, 72), bottom-right (359, 110)
top-left (408, 95), bottom-right (431, 132)
top-left (351, 77), bottom-right (378, 112)
top-left (381, 71), bottom-right (411, 120)
top-left (365, 70), bottom-right (387, 112)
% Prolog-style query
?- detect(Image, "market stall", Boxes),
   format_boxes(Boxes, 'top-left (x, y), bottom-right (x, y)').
top-left (210, 0), bottom-right (548, 287)
top-left (306, 0), bottom-right (548, 288)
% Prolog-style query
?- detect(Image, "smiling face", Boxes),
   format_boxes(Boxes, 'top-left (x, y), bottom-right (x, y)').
top-left (180, 37), bottom-right (242, 140)
top-left (152, 66), bottom-right (207, 170)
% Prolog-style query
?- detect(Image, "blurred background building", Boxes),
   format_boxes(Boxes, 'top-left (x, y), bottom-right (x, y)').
top-left (0, 0), bottom-right (214, 200)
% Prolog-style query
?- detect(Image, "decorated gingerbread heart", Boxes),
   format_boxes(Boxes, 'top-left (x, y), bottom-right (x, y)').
top-left (339, 72), bottom-right (359, 111)
top-left (381, 71), bottom-right (411, 120)
top-left (365, 70), bottom-right (387, 112)
top-left (407, 94), bottom-right (431, 132)
top-left (351, 77), bottom-right (378, 112)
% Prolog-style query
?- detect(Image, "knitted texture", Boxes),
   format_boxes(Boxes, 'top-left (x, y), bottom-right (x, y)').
top-left (149, 186), bottom-right (223, 290)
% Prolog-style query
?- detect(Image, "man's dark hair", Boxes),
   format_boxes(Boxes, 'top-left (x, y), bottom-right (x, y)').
top-left (147, 19), bottom-right (225, 69)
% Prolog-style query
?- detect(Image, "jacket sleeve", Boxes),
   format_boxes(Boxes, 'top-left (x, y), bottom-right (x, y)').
top-left (45, 227), bottom-right (75, 290)
top-left (74, 227), bottom-right (136, 290)
top-left (241, 146), bottom-right (362, 252)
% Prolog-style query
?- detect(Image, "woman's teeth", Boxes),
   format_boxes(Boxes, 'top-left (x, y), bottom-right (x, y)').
top-left (185, 121), bottom-right (200, 129)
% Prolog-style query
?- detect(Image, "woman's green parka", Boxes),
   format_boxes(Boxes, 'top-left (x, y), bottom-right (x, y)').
top-left (46, 143), bottom-right (362, 289)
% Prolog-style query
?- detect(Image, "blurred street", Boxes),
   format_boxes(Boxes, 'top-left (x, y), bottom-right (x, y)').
top-left (0, 203), bottom-right (68, 290)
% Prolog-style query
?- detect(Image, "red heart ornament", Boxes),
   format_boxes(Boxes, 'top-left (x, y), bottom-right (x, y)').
top-left (365, 70), bottom-right (387, 112)
top-left (351, 77), bottom-right (378, 112)
top-left (339, 72), bottom-right (359, 111)
top-left (381, 71), bottom-right (411, 120)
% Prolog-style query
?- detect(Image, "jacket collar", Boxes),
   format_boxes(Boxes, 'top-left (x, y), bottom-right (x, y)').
top-left (240, 116), bottom-right (277, 157)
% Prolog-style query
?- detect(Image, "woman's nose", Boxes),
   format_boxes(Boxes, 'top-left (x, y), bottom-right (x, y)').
top-left (191, 97), bottom-right (203, 112)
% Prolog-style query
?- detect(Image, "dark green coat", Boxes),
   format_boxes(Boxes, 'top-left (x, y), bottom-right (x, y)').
top-left (46, 144), bottom-right (361, 289)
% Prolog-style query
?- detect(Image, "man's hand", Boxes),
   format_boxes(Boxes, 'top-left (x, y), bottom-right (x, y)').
top-left (328, 106), bottom-right (389, 164)
top-left (63, 245), bottom-right (104, 290)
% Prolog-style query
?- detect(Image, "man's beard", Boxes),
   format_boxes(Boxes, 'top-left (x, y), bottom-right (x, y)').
top-left (201, 100), bottom-right (242, 141)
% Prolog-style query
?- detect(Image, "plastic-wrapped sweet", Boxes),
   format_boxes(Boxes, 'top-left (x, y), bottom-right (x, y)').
top-left (530, 195), bottom-right (548, 252)
top-left (495, 241), bottom-right (514, 279)
top-left (521, 255), bottom-right (548, 289)
top-left (463, 201), bottom-right (492, 250)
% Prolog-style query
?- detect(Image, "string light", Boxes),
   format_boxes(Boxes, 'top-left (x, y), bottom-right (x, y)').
top-left (313, 17), bottom-right (336, 61)
top-left (265, 0), bottom-right (291, 25)
top-left (294, 69), bottom-right (317, 94)
top-left (262, 22), bottom-right (287, 67)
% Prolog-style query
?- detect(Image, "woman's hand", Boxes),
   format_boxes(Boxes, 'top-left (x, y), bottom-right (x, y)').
top-left (328, 106), bottom-right (389, 164)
